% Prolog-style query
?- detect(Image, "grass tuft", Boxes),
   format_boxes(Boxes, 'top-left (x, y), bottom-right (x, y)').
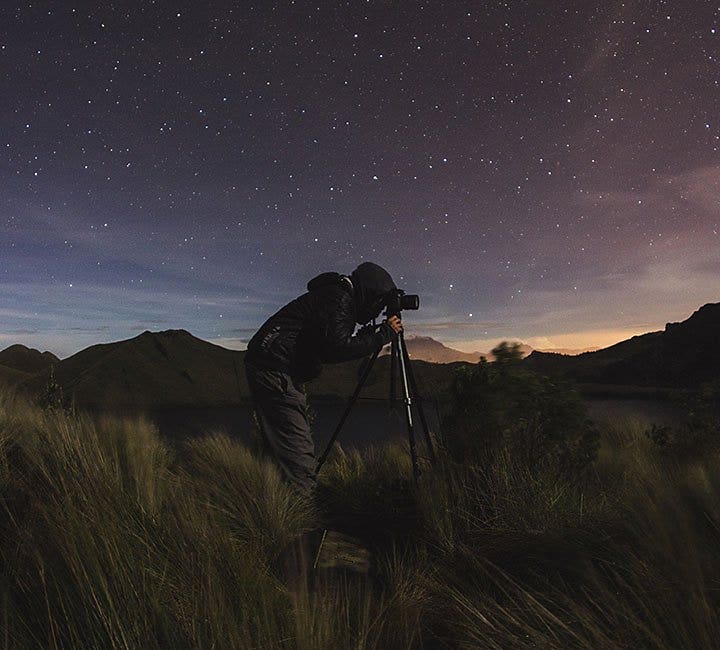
top-left (1, 388), bottom-right (720, 648)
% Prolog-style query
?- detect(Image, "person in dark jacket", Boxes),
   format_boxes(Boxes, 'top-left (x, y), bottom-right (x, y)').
top-left (244, 262), bottom-right (403, 491)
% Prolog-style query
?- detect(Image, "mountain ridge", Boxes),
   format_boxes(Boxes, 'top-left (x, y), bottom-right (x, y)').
top-left (0, 344), bottom-right (59, 374)
top-left (22, 330), bottom-right (247, 408)
top-left (8, 301), bottom-right (720, 407)
top-left (524, 302), bottom-right (720, 388)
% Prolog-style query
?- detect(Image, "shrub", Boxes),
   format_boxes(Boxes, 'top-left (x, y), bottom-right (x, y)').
top-left (645, 381), bottom-right (720, 454)
top-left (441, 342), bottom-right (599, 478)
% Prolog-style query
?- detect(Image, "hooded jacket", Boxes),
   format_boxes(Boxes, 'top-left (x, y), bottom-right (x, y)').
top-left (244, 263), bottom-right (397, 383)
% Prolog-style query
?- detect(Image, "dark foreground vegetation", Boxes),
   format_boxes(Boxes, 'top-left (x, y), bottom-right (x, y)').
top-left (2, 349), bottom-right (720, 648)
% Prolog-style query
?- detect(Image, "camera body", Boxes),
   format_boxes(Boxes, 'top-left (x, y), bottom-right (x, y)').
top-left (384, 288), bottom-right (420, 317)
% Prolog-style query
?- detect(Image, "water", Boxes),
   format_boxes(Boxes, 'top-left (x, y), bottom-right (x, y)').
top-left (145, 398), bottom-right (444, 453)
top-left (137, 395), bottom-right (683, 452)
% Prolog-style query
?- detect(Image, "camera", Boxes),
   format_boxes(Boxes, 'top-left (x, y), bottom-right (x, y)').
top-left (384, 289), bottom-right (420, 316)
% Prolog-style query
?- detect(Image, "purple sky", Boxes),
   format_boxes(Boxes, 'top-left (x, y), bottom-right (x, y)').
top-left (1, 2), bottom-right (719, 358)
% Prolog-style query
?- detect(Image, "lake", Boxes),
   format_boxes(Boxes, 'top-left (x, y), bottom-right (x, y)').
top-left (146, 398), bottom-right (443, 453)
top-left (137, 395), bottom-right (683, 453)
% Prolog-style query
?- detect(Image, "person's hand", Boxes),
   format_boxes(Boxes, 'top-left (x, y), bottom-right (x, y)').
top-left (386, 315), bottom-right (403, 334)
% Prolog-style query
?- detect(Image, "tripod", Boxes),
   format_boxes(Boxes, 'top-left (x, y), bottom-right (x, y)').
top-left (315, 328), bottom-right (438, 480)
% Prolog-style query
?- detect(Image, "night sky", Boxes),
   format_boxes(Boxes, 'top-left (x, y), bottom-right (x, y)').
top-left (2, 2), bottom-right (719, 358)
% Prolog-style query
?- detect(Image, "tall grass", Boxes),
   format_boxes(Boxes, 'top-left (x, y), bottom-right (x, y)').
top-left (1, 390), bottom-right (719, 648)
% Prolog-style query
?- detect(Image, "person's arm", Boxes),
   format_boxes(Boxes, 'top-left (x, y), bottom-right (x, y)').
top-left (319, 291), bottom-right (400, 363)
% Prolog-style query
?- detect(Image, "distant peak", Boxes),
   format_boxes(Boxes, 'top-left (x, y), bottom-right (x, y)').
top-left (158, 329), bottom-right (192, 336)
top-left (1, 343), bottom-right (57, 357)
top-left (405, 334), bottom-right (443, 344)
top-left (0, 343), bottom-right (59, 372)
top-left (2, 344), bottom-right (30, 352)
top-left (139, 329), bottom-right (192, 338)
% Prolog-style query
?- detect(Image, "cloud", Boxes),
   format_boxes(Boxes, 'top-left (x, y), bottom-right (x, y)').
top-left (64, 326), bottom-right (112, 332)
top-left (524, 327), bottom-right (655, 351)
top-left (0, 200), bottom-right (288, 306)
top-left (130, 319), bottom-right (170, 329)
top-left (666, 165), bottom-right (720, 219)
top-left (3, 159), bottom-right (718, 356)
top-left (410, 320), bottom-right (507, 332)
top-left (0, 308), bottom-right (46, 320)
top-left (228, 327), bottom-right (261, 335)
top-left (691, 257), bottom-right (720, 275)
top-left (578, 1), bottom-right (640, 77)
top-left (0, 279), bottom-right (262, 356)
top-left (449, 327), bottom-right (655, 355)
top-left (429, 211), bottom-right (719, 351)
top-left (572, 164), bottom-right (720, 237)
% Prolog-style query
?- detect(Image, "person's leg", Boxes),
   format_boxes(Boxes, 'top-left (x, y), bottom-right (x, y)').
top-left (245, 363), bottom-right (317, 492)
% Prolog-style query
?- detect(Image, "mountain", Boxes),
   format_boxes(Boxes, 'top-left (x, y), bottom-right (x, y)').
top-left (19, 330), bottom-right (464, 409)
top-left (381, 335), bottom-right (483, 363)
top-left (22, 330), bottom-right (248, 409)
top-left (524, 303), bottom-right (720, 388)
top-left (16, 302), bottom-right (717, 410)
top-left (380, 335), bottom-right (533, 363)
top-left (0, 344), bottom-right (58, 374)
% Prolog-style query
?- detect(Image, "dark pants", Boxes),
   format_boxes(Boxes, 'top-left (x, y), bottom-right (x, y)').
top-left (244, 360), bottom-right (316, 492)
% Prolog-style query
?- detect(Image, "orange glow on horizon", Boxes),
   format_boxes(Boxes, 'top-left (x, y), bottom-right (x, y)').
top-left (449, 327), bottom-right (656, 355)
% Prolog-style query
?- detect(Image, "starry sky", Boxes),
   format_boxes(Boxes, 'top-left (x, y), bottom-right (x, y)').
top-left (2, 1), bottom-right (719, 358)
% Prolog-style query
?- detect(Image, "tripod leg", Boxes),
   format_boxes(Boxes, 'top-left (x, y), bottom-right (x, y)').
top-left (399, 335), bottom-right (438, 465)
top-left (396, 331), bottom-right (421, 480)
top-left (390, 337), bottom-right (398, 405)
top-left (315, 347), bottom-right (382, 474)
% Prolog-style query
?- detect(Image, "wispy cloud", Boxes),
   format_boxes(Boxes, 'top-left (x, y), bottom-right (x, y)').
top-left (227, 327), bottom-right (262, 335)
top-left (667, 165), bottom-right (720, 219)
top-left (0, 279), bottom-right (276, 357)
top-left (578, 1), bottom-right (638, 78)
top-left (402, 320), bottom-right (507, 332)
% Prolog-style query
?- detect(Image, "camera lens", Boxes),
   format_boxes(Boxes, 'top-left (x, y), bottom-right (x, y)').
top-left (400, 294), bottom-right (420, 310)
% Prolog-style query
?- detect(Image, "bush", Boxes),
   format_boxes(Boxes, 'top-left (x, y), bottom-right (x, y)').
top-left (645, 381), bottom-right (720, 454)
top-left (442, 342), bottom-right (599, 478)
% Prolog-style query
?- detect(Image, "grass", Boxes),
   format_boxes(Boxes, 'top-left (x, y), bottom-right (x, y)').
top-left (1, 388), bottom-right (720, 648)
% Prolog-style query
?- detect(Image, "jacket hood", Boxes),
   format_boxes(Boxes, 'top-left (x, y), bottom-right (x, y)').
top-left (350, 262), bottom-right (396, 323)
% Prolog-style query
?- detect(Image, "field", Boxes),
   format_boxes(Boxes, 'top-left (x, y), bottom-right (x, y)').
top-left (1, 382), bottom-right (719, 649)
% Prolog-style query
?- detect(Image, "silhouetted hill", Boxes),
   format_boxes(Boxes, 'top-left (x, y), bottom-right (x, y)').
top-left (23, 330), bottom-right (249, 408)
top-left (0, 344), bottom-right (58, 374)
top-left (19, 330), bottom-right (466, 409)
top-left (12, 304), bottom-right (719, 407)
top-left (524, 303), bottom-right (720, 388)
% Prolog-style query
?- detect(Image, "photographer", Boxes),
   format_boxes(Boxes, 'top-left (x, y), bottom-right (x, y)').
top-left (244, 262), bottom-right (403, 492)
